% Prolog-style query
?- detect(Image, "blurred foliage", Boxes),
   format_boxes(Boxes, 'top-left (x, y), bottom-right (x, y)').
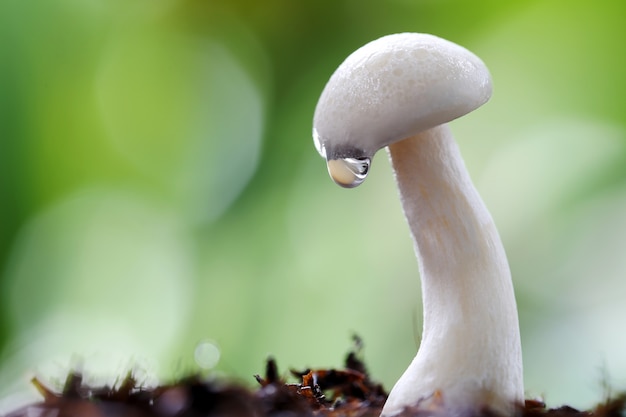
top-left (1, 0), bottom-right (626, 412)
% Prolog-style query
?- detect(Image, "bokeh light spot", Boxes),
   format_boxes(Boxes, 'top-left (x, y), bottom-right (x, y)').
top-left (194, 340), bottom-right (221, 370)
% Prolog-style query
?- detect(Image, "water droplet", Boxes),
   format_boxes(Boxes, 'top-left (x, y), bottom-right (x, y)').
top-left (326, 157), bottom-right (370, 188)
top-left (194, 340), bottom-right (221, 370)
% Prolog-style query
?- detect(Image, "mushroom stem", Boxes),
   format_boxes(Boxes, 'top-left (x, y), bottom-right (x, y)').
top-left (382, 124), bottom-right (523, 416)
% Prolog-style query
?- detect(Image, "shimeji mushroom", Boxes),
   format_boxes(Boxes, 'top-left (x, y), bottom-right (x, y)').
top-left (312, 33), bottom-right (524, 416)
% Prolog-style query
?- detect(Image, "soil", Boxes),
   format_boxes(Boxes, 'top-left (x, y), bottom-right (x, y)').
top-left (4, 337), bottom-right (625, 417)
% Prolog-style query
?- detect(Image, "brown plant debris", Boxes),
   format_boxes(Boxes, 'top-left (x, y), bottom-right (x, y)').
top-left (4, 337), bottom-right (625, 417)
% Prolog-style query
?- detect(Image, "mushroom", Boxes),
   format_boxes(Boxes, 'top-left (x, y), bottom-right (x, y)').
top-left (312, 33), bottom-right (523, 416)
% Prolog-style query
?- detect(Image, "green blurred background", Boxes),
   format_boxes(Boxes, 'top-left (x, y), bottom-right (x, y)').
top-left (1, 0), bottom-right (625, 412)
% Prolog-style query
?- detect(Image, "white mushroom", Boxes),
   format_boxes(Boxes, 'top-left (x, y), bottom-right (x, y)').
top-left (312, 33), bottom-right (524, 416)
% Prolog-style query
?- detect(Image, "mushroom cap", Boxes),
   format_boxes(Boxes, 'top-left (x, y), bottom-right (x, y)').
top-left (313, 33), bottom-right (492, 161)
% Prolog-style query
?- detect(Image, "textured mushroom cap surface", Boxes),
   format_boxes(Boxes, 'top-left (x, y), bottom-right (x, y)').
top-left (313, 33), bottom-right (492, 160)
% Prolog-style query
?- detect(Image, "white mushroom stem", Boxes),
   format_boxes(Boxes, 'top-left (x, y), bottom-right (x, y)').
top-left (382, 125), bottom-right (523, 416)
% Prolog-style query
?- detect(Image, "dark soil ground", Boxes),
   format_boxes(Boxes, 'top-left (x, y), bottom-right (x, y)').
top-left (4, 338), bottom-right (625, 417)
